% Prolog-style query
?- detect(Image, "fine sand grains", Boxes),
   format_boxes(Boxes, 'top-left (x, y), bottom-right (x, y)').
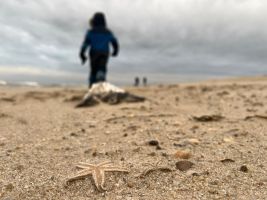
top-left (0, 77), bottom-right (267, 199)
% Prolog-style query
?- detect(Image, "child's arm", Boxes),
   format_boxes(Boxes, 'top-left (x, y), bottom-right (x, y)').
top-left (110, 33), bottom-right (119, 57)
top-left (80, 31), bottom-right (91, 64)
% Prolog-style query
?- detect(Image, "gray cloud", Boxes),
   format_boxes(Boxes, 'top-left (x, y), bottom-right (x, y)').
top-left (0, 0), bottom-right (266, 85)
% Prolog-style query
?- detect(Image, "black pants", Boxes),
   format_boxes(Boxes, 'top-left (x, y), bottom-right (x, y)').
top-left (89, 51), bottom-right (109, 87)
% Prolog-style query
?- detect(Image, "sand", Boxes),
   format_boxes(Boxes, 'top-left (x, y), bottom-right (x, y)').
top-left (0, 76), bottom-right (266, 200)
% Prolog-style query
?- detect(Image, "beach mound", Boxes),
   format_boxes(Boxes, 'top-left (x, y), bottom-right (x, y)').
top-left (76, 82), bottom-right (145, 107)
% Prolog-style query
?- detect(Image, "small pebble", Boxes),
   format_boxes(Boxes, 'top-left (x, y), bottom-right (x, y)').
top-left (161, 152), bottom-right (168, 157)
top-left (208, 189), bottom-right (219, 195)
top-left (148, 140), bottom-right (159, 146)
top-left (220, 158), bottom-right (235, 163)
top-left (187, 138), bottom-right (200, 145)
top-left (186, 170), bottom-right (200, 176)
top-left (70, 132), bottom-right (78, 137)
top-left (176, 161), bottom-right (194, 171)
top-left (209, 180), bottom-right (219, 185)
top-left (65, 147), bottom-right (70, 151)
top-left (240, 165), bottom-right (248, 173)
top-left (156, 145), bottom-right (163, 150)
top-left (92, 151), bottom-right (97, 157)
top-left (84, 149), bottom-right (91, 154)
top-left (5, 183), bottom-right (14, 192)
top-left (173, 143), bottom-right (186, 147)
top-left (127, 180), bottom-right (135, 188)
top-left (148, 152), bottom-right (156, 156)
top-left (174, 150), bottom-right (191, 159)
top-left (15, 165), bottom-right (24, 171)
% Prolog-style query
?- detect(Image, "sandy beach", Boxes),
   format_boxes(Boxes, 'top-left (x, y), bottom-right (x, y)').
top-left (0, 76), bottom-right (266, 200)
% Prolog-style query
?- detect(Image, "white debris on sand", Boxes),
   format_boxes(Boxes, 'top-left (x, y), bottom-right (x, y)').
top-left (0, 80), bottom-right (7, 85)
top-left (89, 82), bottom-right (125, 94)
top-left (77, 82), bottom-right (145, 107)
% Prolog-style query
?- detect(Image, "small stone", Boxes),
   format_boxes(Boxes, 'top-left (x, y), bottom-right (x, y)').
top-left (5, 183), bottom-right (14, 192)
top-left (148, 140), bottom-right (159, 146)
top-left (240, 165), bottom-right (248, 173)
top-left (176, 161), bottom-right (194, 171)
top-left (84, 149), bottom-right (91, 154)
top-left (65, 147), bottom-right (70, 151)
top-left (127, 180), bottom-right (135, 188)
top-left (186, 170), bottom-right (200, 176)
top-left (148, 152), bottom-right (156, 156)
top-left (173, 143), bottom-right (186, 147)
top-left (70, 132), bottom-right (78, 137)
top-left (257, 182), bottom-right (264, 186)
top-left (156, 145), bottom-right (163, 150)
top-left (220, 158), bottom-right (235, 163)
top-left (208, 189), bottom-right (219, 194)
top-left (187, 138), bottom-right (200, 145)
top-left (81, 128), bottom-right (85, 133)
top-left (190, 125), bottom-right (199, 131)
top-left (209, 180), bottom-right (219, 185)
top-left (223, 137), bottom-right (235, 143)
top-left (193, 115), bottom-right (224, 122)
top-left (15, 164), bottom-right (24, 171)
top-left (174, 150), bottom-right (191, 159)
top-left (132, 147), bottom-right (141, 152)
top-left (92, 151), bottom-right (97, 157)
top-left (161, 152), bottom-right (168, 157)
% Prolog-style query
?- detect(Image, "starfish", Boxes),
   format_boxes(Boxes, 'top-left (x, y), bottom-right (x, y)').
top-left (67, 161), bottom-right (129, 191)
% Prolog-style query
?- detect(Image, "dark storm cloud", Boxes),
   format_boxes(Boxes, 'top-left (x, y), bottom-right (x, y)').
top-left (0, 0), bottom-right (266, 84)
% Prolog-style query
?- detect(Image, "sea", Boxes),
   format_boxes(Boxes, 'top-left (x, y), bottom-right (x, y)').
top-left (0, 68), bottom-right (266, 87)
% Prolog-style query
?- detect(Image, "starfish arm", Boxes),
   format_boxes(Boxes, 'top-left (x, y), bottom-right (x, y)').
top-left (102, 166), bottom-right (129, 172)
top-left (76, 165), bottom-right (93, 169)
top-left (78, 162), bottom-right (96, 167)
top-left (92, 168), bottom-right (106, 191)
top-left (67, 169), bottom-right (92, 182)
top-left (98, 161), bottom-right (112, 167)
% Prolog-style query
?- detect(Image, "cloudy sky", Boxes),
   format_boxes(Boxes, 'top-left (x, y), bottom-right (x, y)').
top-left (0, 0), bottom-right (266, 85)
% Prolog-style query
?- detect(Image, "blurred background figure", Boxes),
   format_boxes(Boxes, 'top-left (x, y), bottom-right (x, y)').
top-left (143, 77), bottom-right (147, 86)
top-left (134, 77), bottom-right (140, 87)
top-left (80, 12), bottom-right (119, 88)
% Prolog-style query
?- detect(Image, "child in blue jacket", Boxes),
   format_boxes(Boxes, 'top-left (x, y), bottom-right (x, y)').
top-left (80, 12), bottom-right (119, 87)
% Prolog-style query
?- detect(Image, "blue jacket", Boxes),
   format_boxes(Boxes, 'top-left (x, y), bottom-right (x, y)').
top-left (81, 27), bottom-right (119, 55)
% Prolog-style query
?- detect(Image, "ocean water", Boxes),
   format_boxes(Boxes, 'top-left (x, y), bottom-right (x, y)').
top-left (0, 65), bottom-right (266, 87)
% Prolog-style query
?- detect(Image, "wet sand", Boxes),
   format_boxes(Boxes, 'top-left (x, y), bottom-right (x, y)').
top-left (0, 76), bottom-right (267, 199)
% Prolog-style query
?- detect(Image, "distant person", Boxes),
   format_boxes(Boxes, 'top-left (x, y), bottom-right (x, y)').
top-left (79, 12), bottom-right (119, 87)
top-left (143, 77), bottom-right (147, 86)
top-left (134, 77), bottom-right (140, 87)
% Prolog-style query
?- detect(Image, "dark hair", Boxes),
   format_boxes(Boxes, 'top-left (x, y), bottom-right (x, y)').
top-left (90, 12), bottom-right (106, 28)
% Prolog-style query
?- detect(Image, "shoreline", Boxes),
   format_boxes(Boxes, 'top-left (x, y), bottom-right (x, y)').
top-left (1, 75), bottom-right (266, 88)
